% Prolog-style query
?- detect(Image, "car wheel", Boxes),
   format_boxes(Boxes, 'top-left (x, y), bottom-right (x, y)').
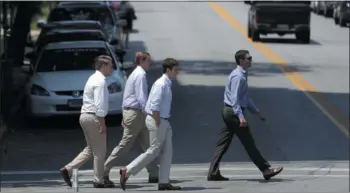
top-left (339, 15), bottom-right (347, 27)
top-left (334, 16), bottom-right (339, 24)
top-left (251, 28), bottom-right (260, 42)
top-left (248, 26), bottom-right (252, 38)
top-left (296, 30), bottom-right (310, 44)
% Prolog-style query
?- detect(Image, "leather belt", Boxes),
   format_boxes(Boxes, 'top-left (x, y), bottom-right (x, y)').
top-left (82, 112), bottom-right (95, 115)
top-left (224, 103), bottom-right (245, 111)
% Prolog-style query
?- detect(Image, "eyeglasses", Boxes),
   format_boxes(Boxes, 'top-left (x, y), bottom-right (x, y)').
top-left (244, 56), bottom-right (252, 61)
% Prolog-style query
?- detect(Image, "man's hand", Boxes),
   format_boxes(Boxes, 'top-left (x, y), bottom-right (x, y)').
top-left (99, 124), bottom-right (107, 134)
top-left (121, 120), bottom-right (126, 127)
top-left (258, 112), bottom-right (266, 121)
top-left (239, 118), bottom-right (248, 127)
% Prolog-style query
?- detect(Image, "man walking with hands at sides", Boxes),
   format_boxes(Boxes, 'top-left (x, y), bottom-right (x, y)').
top-left (103, 51), bottom-right (159, 186)
top-left (207, 50), bottom-right (283, 181)
top-left (60, 55), bottom-right (114, 188)
top-left (119, 58), bottom-right (181, 191)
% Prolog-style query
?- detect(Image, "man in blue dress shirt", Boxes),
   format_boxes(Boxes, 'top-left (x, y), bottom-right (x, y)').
top-left (207, 50), bottom-right (283, 181)
top-left (119, 58), bottom-right (182, 191)
top-left (103, 52), bottom-right (159, 186)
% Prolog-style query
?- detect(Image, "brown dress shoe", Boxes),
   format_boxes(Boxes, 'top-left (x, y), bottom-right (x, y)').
top-left (60, 167), bottom-right (72, 187)
top-left (263, 167), bottom-right (283, 180)
top-left (119, 168), bottom-right (128, 191)
top-left (158, 183), bottom-right (182, 190)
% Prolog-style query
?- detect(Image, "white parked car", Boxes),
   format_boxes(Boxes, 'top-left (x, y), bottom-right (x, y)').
top-left (23, 40), bottom-right (134, 117)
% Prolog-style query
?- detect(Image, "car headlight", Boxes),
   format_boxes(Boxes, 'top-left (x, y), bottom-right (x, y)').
top-left (31, 84), bottom-right (50, 96)
top-left (108, 82), bottom-right (122, 93)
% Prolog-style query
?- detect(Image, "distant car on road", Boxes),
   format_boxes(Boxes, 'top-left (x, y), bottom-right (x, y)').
top-left (37, 1), bottom-right (127, 61)
top-left (22, 40), bottom-right (135, 118)
top-left (333, 1), bottom-right (350, 27)
top-left (313, 1), bottom-right (338, 17)
top-left (247, 1), bottom-right (311, 43)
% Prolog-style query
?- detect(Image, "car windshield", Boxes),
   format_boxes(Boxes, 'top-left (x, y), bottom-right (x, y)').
top-left (36, 47), bottom-right (117, 72)
top-left (48, 7), bottom-right (114, 26)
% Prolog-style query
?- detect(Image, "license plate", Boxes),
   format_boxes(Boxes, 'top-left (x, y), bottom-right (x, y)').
top-left (277, 24), bottom-right (289, 30)
top-left (68, 99), bottom-right (83, 108)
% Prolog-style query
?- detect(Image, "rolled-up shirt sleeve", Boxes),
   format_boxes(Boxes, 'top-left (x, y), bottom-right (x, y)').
top-left (135, 74), bottom-right (148, 111)
top-left (94, 80), bottom-right (109, 117)
top-left (230, 77), bottom-right (245, 120)
top-left (149, 83), bottom-right (163, 112)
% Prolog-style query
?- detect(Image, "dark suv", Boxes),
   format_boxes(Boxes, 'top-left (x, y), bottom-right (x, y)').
top-left (333, 1), bottom-right (350, 27)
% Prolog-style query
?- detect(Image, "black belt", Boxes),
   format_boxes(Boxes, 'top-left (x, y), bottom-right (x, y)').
top-left (147, 114), bottom-right (168, 120)
top-left (224, 103), bottom-right (245, 111)
top-left (83, 112), bottom-right (95, 115)
top-left (124, 107), bottom-right (141, 111)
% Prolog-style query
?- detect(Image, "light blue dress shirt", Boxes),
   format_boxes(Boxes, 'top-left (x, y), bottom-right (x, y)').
top-left (224, 65), bottom-right (259, 119)
top-left (122, 66), bottom-right (148, 111)
top-left (145, 74), bottom-right (172, 119)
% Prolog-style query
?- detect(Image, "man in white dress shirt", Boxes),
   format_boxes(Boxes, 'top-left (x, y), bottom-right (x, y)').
top-left (103, 52), bottom-right (159, 186)
top-left (60, 55), bottom-right (114, 188)
top-left (119, 58), bottom-right (181, 191)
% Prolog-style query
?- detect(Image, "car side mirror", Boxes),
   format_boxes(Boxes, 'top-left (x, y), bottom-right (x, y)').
top-left (116, 19), bottom-right (127, 27)
top-left (37, 19), bottom-right (47, 29)
top-left (115, 49), bottom-right (126, 58)
top-left (121, 61), bottom-right (135, 70)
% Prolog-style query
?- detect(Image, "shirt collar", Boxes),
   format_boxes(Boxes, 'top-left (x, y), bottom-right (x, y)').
top-left (162, 74), bottom-right (172, 86)
top-left (236, 65), bottom-right (247, 74)
top-left (95, 70), bottom-right (106, 80)
top-left (136, 65), bottom-right (146, 74)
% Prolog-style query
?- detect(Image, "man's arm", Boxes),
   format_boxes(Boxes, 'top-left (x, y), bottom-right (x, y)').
top-left (94, 81), bottom-right (109, 129)
top-left (230, 77), bottom-right (245, 120)
top-left (134, 74), bottom-right (148, 111)
top-left (148, 83), bottom-right (163, 128)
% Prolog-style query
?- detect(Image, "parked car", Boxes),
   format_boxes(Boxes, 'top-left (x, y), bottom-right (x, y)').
top-left (333, 1), bottom-right (350, 27)
top-left (314, 1), bottom-right (338, 17)
top-left (22, 40), bottom-right (135, 118)
top-left (247, 1), bottom-right (311, 43)
top-left (37, 1), bottom-right (127, 60)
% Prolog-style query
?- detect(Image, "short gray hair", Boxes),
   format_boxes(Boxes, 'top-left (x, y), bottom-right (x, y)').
top-left (94, 55), bottom-right (112, 70)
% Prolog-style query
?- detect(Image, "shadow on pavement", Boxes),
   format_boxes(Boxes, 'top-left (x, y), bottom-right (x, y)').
top-left (258, 37), bottom-right (322, 46)
top-left (231, 178), bottom-right (295, 183)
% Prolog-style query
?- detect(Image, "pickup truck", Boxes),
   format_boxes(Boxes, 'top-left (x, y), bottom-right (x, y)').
top-left (247, 1), bottom-right (311, 43)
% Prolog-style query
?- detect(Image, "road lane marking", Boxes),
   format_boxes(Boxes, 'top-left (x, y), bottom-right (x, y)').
top-left (1, 174), bottom-right (348, 185)
top-left (2, 167), bottom-right (349, 175)
top-left (208, 2), bottom-right (349, 139)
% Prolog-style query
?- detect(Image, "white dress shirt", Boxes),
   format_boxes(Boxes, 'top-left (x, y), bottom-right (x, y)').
top-left (122, 65), bottom-right (148, 110)
top-left (145, 74), bottom-right (172, 119)
top-left (81, 70), bottom-right (109, 117)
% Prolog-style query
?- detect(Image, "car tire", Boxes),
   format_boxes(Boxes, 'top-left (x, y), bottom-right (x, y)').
top-left (334, 17), bottom-right (339, 24)
top-left (251, 28), bottom-right (260, 42)
top-left (248, 26), bottom-right (252, 38)
top-left (339, 15), bottom-right (347, 27)
top-left (296, 30), bottom-right (310, 44)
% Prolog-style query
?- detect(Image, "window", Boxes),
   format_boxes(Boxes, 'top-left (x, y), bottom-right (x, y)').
top-left (48, 7), bottom-right (114, 26)
top-left (36, 47), bottom-right (117, 72)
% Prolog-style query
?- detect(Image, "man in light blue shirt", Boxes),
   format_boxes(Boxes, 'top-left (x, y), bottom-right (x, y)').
top-left (103, 52), bottom-right (159, 186)
top-left (207, 50), bottom-right (283, 181)
top-left (119, 58), bottom-right (182, 191)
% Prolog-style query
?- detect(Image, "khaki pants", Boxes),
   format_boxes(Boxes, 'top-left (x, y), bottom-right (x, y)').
top-left (103, 109), bottom-right (159, 177)
top-left (126, 115), bottom-right (173, 184)
top-left (65, 113), bottom-right (107, 183)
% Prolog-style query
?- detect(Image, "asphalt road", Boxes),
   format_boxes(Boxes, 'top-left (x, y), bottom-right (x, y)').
top-left (1, 2), bottom-right (349, 192)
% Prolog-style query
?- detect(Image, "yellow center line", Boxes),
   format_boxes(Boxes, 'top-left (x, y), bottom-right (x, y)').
top-left (208, 2), bottom-right (349, 139)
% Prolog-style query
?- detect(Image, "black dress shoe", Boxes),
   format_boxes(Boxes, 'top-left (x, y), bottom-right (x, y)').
top-left (60, 167), bottom-right (72, 187)
top-left (93, 181), bottom-right (115, 188)
top-left (148, 176), bottom-right (159, 183)
top-left (103, 176), bottom-right (116, 188)
top-left (207, 174), bottom-right (229, 181)
top-left (158, 183), bottom-right (182, 190)
top-left (263, 167), bottom-right (283, 180)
